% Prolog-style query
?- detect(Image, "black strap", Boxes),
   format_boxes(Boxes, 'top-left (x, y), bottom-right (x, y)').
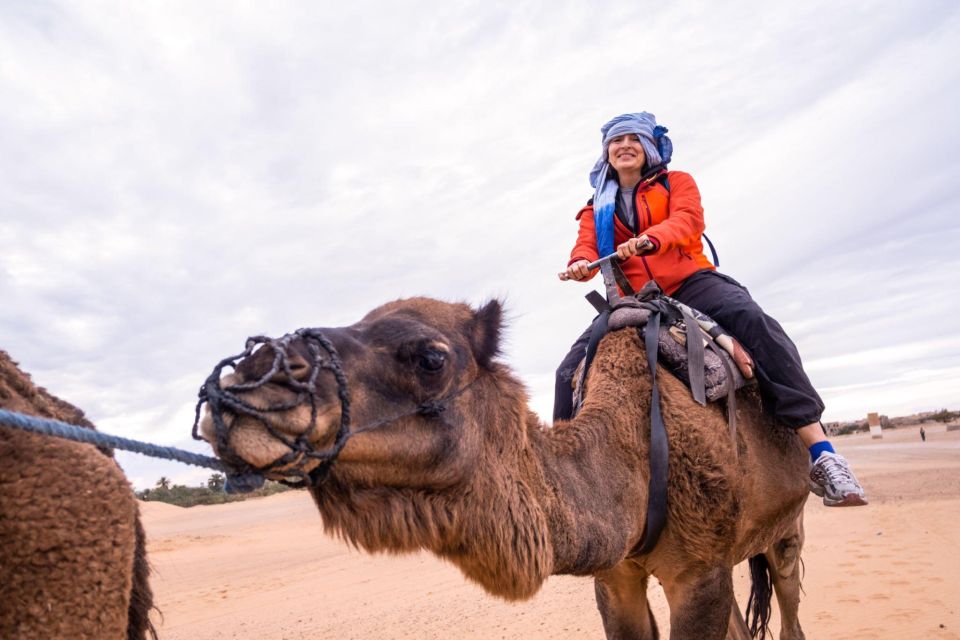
top-left (582, 311), bottom-right (610, 380)
top-left (703, 334), bottom-right (738, 442)
top-left (678, 308), bottom-right (707, 406)
top-left (702, 233), bottom-right (720, 267)
top-left (598, 259), bottom-right (638, 305)
top-left (585, 290), bottom-right (611, 314)
top-left (572, 311), bottom-right (611, 417)
top-left (599, 261), bottom-right (620, 303)
top-left (633, 310), bottom-right (669, 556)
top-left (576, 292), bottom-right (669, 555)
top-left (609, 260), bottom-right (636, 297)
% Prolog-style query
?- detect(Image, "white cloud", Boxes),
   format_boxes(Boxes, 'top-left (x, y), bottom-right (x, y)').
top-left (2, 1), bottom-right (959, 487)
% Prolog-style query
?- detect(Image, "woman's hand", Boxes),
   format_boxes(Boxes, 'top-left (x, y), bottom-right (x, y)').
top-left (616, 234), bottom-right (655, 260)
top-left (558, 260), bottom-right (592, 281)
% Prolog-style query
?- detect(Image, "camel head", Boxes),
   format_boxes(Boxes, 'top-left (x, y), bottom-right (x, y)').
top-left (197, 297), bottom-right (563, 599)
top-left (197, 297), bottom-right (555, 600)
top-left (197, 297), bottom-right (507, 489)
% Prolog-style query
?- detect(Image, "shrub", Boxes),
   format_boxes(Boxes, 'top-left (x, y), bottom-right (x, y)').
top-left (137, 476), bottom-right (294, 507)
top-left (834, 422), bottom-right (868, 436)
top-left (930, 409), bottom-right (958, 424)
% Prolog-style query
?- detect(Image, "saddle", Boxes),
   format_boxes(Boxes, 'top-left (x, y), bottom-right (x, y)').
top-left (576, 284), bottom-right (755, 406)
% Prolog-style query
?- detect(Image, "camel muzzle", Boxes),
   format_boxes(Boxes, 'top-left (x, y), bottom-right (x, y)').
top-left (192, 328), bottom-right (353, 493)
top-left (195, 327), bottom-right (481, 494)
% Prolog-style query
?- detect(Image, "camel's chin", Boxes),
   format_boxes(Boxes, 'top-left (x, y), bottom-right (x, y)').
top-left (200, 409), bottom-right (340, 478)
top-left (199, 411), bottom-right (297, 469)
top-left (225, 421), bottom-right (299, 469)
top-left (200, 397), bottom-right (342, 467)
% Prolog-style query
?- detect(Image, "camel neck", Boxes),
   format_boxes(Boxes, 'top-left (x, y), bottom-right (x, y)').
top-left (523, 334), bottom-right (654, 574)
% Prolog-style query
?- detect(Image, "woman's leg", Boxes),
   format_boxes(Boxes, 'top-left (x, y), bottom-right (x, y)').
top-left (796, 422), bottom-right (828, 446)
top-left (672, 270), bottom-right (866, 506)
top-left (672, 270), bottom-right (824, 428)
top-left (553, 320), bottom-right (597, 423)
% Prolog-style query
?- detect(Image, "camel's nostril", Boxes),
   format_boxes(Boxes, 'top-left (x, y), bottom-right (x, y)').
top-left (265, 350), bottom-right (311, 384)
top-left (263, 351), bottom-right (310, 384)
top-left (287, 352), bottom-right (311, 381)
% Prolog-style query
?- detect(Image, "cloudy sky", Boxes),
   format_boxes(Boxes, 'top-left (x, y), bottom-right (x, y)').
top-left (2, 1), bottom-right (958, 489)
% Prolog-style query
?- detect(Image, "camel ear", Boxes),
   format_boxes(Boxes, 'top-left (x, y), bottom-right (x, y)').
top-left (470, 299), bottom-right (503, 369)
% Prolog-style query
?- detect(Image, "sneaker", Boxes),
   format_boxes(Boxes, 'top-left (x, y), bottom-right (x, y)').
top-left (809, 452), bottom-right (868, 507)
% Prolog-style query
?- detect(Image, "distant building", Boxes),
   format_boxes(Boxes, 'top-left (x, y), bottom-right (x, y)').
top-left (868, 412), bottom-right (883, 439)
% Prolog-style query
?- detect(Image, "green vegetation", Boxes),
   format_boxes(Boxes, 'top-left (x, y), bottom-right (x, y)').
top-left (832, 422), bottom-right (868, 436)
top-left (136, 473), bottom-right (295, 507)
top-left (930, 408), bottom-right (959, 424)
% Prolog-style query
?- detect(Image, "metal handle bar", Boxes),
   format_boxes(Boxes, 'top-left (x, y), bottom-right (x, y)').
top-left (586, 252), bottom-right (622, 270)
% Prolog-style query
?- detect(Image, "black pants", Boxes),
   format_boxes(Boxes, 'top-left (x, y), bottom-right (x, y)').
top-left (553, 270), bottom-right (824, 428)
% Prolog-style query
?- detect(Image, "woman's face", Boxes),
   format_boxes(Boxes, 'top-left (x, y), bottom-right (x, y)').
top-left (607, 134), bottom-right (646, 174)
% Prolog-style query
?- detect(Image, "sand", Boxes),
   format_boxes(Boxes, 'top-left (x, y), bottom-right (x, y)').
top-left (143, 424), bottom-right (960, 639)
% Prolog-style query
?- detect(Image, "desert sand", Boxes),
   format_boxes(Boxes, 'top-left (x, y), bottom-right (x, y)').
top-left (143, 423), bottom-right (960, 639)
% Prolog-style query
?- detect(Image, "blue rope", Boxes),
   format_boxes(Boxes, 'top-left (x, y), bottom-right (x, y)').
top-left (0, 408), bottom-right (226, 472)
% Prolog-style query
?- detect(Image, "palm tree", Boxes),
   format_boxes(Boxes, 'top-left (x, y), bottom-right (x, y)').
top-left (207, 473), bottom-right (225, 491)
top-left (156, 476), bottom-right (171, 490)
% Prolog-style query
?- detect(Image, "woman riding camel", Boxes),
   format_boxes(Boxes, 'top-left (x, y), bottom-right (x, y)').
top-left (556, 111), bottom-right (867, 507)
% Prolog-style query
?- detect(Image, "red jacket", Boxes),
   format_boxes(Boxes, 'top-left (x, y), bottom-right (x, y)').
top-left (569, 170), bottom-right (715, 295)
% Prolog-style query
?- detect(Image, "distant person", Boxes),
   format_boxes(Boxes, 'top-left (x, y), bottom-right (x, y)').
top-left (920, 427), bottom-right (926, 442)
top-left (556, 111), bottom-right (867, 507)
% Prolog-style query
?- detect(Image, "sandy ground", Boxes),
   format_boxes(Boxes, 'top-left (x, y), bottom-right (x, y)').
top-left (143, 423), bottom-right (960, 639)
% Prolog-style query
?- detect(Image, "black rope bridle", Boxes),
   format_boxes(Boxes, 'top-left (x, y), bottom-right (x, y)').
top-left (192, 328), bottom-right (473, 492)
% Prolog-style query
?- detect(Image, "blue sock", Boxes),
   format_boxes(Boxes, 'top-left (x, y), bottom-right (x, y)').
top-left (809, 440), bottom-right (835, 462)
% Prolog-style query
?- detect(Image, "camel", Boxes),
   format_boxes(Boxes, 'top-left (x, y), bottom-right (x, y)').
top-left (0, 350), bottom-right (155, 640)
top-left (198, 297), bottom-right (809, 639)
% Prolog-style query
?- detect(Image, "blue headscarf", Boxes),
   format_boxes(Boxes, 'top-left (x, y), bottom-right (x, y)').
top-left (590, 112), bottom-right (673, 256)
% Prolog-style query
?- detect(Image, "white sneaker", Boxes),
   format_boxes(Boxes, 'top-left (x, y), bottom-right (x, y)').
top-left (809, 452), bottom-right (868, 507)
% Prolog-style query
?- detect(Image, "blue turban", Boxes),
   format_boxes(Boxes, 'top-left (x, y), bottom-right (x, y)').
top-left (589, 112), bottom-right (673, 256)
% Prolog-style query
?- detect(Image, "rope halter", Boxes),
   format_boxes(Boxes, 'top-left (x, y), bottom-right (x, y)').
top-left (192, 328), bottom-right (351, 492)
top-left (193, 328), bottom-right (477, 493)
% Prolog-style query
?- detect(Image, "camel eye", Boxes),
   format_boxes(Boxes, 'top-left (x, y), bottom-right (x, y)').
top-left (417, 348), bottom-right (446, 372)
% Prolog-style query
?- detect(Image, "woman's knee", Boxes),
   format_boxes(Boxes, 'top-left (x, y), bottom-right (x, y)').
top-left (702, 296), bottom-right (765, 336)
top-left (738, 302), bottom-right (772, 331)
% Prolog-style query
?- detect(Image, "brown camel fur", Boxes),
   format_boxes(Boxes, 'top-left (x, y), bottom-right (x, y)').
top-left (0, 350), bottom-right (155, 640)
top-left (200, 297), bottom-right (810, 639)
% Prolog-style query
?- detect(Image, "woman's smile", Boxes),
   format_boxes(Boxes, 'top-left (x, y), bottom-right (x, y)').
top-left (607, 134), bottom-right (646, 173)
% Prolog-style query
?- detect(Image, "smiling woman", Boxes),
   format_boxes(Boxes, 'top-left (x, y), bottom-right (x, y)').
top-left (555, 111), bottom-right (867, 508)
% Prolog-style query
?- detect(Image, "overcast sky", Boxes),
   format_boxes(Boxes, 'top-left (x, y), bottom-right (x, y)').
top-left (2, 1), bottom-right (958, 489)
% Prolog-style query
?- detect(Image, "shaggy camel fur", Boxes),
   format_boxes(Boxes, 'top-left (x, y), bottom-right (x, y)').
top-left (0, 350), bottom-right (154, 640)
top-left (201, 298), bottom-right (809, 639)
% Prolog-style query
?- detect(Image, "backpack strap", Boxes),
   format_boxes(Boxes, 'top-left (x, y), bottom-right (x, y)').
top-left (659, 173), bottom-right (720, 267)
top-left (702, 233), bottom-right (720, 268)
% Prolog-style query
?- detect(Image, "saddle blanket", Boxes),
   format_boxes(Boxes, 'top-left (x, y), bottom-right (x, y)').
top-left (577, 289), bottom-right (755, 406)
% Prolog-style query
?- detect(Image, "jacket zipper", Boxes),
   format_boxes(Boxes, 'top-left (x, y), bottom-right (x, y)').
top-left (637, 190), bottom-right (655, 281)
top-left (639, 192), bottom-right (654, 230)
